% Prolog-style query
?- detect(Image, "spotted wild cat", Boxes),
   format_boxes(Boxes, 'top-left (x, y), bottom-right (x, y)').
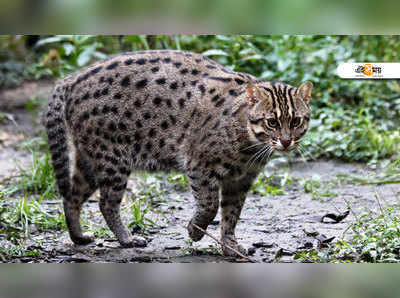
top-left (45, 50), bottom-right (312, 256)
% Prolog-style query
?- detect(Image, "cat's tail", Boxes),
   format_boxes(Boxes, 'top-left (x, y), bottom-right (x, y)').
top-left (45, 82), bottom-right (71, 201)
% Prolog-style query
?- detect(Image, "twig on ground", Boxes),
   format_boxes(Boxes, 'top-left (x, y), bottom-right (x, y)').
top-left (192, 223), bottom-right (257, 263)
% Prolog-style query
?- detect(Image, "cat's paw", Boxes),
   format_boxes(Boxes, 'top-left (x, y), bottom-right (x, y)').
top-left (221, 235), bottom-right (247, 257)
top-left (120, 236), bottom-right (148, 248)
top-left (187, 220), bottom-right (205, 242)
top-left (72, 232), bottom-right (95, 246)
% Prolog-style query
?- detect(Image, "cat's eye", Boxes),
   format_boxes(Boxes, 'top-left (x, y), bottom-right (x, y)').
top-left (267, 118), bottom-right (279, 128)
top-left (292, 117), bottom-right (301, 127)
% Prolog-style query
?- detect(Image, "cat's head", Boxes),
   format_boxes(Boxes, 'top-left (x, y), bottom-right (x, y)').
top-left (246, 81), bottom-right (312, 152)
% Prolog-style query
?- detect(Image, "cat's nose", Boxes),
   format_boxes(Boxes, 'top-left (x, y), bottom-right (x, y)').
top-left (280, 137), bottom-right (291, 149)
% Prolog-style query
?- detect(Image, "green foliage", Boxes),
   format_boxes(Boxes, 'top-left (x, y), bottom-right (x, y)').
top-left (301, 175), bottom-right (338, 200)
top-left (28, 35), bottom-right (108, 78)
top-left (251, 172), bottom-right (292, 196)
top-left (332, 207), bottom-right (400, 263)
top-left (2, 141), bottom-right (57, 200)
top-left (16, 149), bottom-right (57, 200)
top-left (303, 105), bottom-right (400, 162)
top-left (0, 197), bottom-right (66, 243)
top-left (167, 173), bottom-right (189, 190)
top-left (127, 197), bottom-right (156, 232)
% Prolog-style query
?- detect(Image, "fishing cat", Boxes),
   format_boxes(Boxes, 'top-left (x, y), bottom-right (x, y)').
top-left (45, 50), bottom-right (312, 256)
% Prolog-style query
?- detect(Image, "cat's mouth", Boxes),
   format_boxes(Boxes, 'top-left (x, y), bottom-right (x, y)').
top-left (271, 140), bottom-right (297, 152)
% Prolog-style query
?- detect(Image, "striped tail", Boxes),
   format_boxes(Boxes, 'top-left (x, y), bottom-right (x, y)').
top-left (45, 87), bottom-right (71, 201)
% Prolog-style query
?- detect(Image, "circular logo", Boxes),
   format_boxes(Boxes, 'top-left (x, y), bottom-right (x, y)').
top-left (363, 63), bottom-right (373, 76)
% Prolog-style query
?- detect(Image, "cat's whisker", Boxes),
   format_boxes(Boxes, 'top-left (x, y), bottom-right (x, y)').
top-left (240, 142), bottom-right (268, 152)
top-left (246, 146), bottom-right (268, 169)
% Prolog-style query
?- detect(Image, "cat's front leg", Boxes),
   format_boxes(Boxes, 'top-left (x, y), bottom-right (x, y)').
top-left (220, 172), bottom-right (259, 256)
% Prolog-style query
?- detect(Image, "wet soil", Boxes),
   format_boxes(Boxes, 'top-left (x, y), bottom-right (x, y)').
top-left (1, 81), bottom-right (399, 263)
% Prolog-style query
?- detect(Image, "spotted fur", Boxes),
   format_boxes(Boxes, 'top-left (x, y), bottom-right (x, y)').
top-left (45, 50), bottom-right (312, 255)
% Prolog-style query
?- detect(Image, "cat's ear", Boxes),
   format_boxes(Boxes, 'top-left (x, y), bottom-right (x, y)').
top-left (297, 81), bottom-right (313, 104)
top-left (246, 84), bottom-right (262, 107)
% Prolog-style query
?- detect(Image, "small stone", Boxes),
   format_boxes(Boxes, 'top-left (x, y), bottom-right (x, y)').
top-left (164, 245), bottom-right (181, 250)
top-left (252, 241), bottom-right (274, 248)
top-left (247, 246), bottom-right (256, 255)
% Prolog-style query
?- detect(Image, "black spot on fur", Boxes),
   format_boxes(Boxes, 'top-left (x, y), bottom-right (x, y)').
top-left (124, 59), bottom-right (133, 65)
top-left (134, 131), bottom-right (141, 141)
top-left (124, 110), bottom-right (132, 118)
top-left (135, 79), bottom-right (148, 89)
top-left (151, 67), bottom-right (159, 73)
top-left (161, 121), bottom-right (169, 130)
top-left (150, 58), bottom-right (160, 64)
top-left (148, 128), bottom-right (156, 137)
top-left (170, 82), bottom-right (178, 89)
top-left (145, 142), bottom-right (152, 151)
top-left (134, 100), bottom-right (141, 108)
top-left (82, 92), bottom-right (90, 100)
top-left (153, 97), bottom-right (162, 105)
top-left (169, 115), bottom-right (177, 125)
top-left (156, 78), bottom-right (166, 85)
top-left (102, 105), bottom-right (110, 114)
top-left (209, 77), bottom-right (232, 83)
top-left (163, 57), bottom-right (171, 63)
top-left (159, 139), bottom-right (165, 148)
top-left (110, 106), bottom-right (118, 114)
top-left (186, 91), bottom-right (192, 99)
top-left (106, 167), bottom-right (116, 176)
top-left (173, 62), bottom-right (182, 68)
top-left (114, 93), bottom-right (122, 99)
top-left (118, 122), bottom-right (127, 130)
top-left (113, 148), bottom-right (122, 157)
top-left (234, 78), bottom-right (245, 85)
top-left (191, 69), bottom-right (200, 76)
top-left (229, 89), bottom-right (239, 97)
top-left (135, 120), bottom-right (143, 128)
top-left (211, 95), bottom-right (220, 102)
top-left (178, 98), bottom-right (185, 108)
top-left (198, 84), bottom-right (206, 95)
top-left (93, 90), bottom-right (101, 98)
top-left (102, 88), bottom-right (109, 96)
top-left (108, 122), bottom-right (117, 131)
top-left (215, 98), bottom-right (225, 107)
top-left (121, 76), bottom-right (130, 87)
top-left (107, 77), bottom-right (114, 85)
top-left (134, 143), bottom-right (141, 153)
top-left (191, 80), bottom-right (198, 86)
top-left (143, 112), bottom-right (151, 120)
top-left (136, 58), bottom-right (147, 65)
top-left (91, 66), bottom-right (102, 75)
top-left (106, 61), bottom-right (119, 70)
top-left (180, 68), bottom-right (188, 75)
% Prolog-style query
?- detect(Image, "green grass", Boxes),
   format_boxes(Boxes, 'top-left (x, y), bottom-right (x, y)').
top-left (300, 175), bottom-right (338, 201)
top-left (14, 149), bottom-right (57, 200)
top-left (0, 197), bottom-right (65, 243)
top-left (251, 172), bottom-right (292, 196)
top-left (295, 190), bottom-right (400, 263)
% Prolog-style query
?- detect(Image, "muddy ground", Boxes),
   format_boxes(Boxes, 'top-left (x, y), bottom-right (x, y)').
top-left (1, 81), bottom-right (399, 263)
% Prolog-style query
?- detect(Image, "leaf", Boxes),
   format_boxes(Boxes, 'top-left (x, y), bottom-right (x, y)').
top-left (77, 44), bottom-right (97, 67)
top-left (62, 43), bottom-right (75, 56)
top-left (321, 210), bottom-right (350, 223)
top-left (202, 49), bottom-right (228, 56)
top-left (35, 36), bottom-right (72, 47)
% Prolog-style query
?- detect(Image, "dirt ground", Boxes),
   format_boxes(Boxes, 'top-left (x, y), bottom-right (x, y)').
top-left (1, 81), bottom-right (399, 263)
